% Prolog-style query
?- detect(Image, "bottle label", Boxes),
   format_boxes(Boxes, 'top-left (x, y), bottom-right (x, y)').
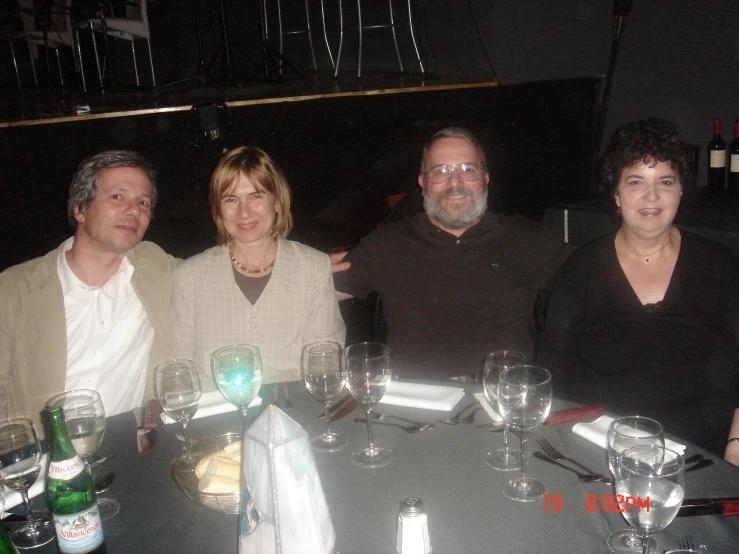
top-left (731, 154), bottom-right (739, 173)
top-left (48, 456), bottom-right (85, 481)
top-left (52, 503), bottom-right (104, 553)
top-left (710, 150), bottom-right (726, 168)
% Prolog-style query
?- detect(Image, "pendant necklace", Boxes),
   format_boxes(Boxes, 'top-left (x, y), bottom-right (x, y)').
top-left (622, 236), bottom-right (671, 264)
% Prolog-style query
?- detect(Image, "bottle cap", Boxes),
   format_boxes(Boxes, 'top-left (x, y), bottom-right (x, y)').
top-left (399, 497), bottom-right (424, 516)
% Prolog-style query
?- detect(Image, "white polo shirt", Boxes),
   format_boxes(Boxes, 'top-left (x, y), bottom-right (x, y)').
top-left (58, 238), bottom-right (154, 416)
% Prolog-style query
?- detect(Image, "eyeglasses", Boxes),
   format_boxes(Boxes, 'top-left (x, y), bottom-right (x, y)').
top-left (424, 163), bottom-right (484, 185)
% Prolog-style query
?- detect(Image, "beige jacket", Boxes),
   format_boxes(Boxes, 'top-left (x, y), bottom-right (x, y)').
top-left (172, 239), bottom-right (346, 388)
top-left (0, 240), bottom-right (177, 433)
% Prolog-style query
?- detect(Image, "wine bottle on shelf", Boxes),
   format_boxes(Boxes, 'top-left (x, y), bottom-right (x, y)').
top-left (728, 119), bottom-right (739, 199)
top-left (44, 406), bottom-right (107, 554)
top-left (707, 117), bottom-right (726, 192)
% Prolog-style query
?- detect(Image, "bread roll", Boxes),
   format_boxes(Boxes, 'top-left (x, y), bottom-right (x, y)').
top-left (198, 474), bottom-right (240, 494)
top-left (207, 458), bottom-right (241, 482)
top-left (194, 441), bottom-right (243, 479)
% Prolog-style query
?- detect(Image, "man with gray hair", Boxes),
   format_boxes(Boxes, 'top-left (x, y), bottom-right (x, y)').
top-left (0, 151), bottom-right (176, 432)
top-left (332, 127), bottom-right (572, 379)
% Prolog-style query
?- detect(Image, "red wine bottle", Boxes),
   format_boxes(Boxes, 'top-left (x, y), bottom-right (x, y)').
top-left (707, 118), bottom-right (726, 192)
top-left (728, 119), bottom-right (739, 199)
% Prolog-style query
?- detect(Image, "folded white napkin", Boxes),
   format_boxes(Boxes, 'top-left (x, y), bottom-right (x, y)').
top-left (472, 392), bottom-right (504, 425)
top-left (3, 454), bottom-right (48, 512)
top-left (572, 415), bottom-right (686, 454)
top-left (160, 390), bottom-right (263, 425)
top-left (378, 381), bottom-right (466, 411)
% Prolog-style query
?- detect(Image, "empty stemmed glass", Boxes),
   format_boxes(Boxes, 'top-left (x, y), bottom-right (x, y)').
top-left (0, 418), bottom-right (55, 549)
top-left (497, 364), bottom-right (552, 502)
top-left (482, 351), bottom-right (524, 471)
top-left (157, 359), bottom-right (202, 459)
top-left (344, 342), bottom-right (393, 468)
top-left (615, 445), bottom-right (685, 554)
top-left (212, 344), bottom-right (264, 432)
top-left (607, 416), bottom-right (665, 553)
top-left (302, 341), bottom-right (348, 452)
top-left (45, 389), bottom-right (119, 520)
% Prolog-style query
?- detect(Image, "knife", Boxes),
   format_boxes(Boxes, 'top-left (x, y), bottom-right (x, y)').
top-left (676, 497), bottom-right (739, 517)
top-left (545, 405), bottom-right (605, 426)
top-left (136, 399), bottom-right (159, 454)
top-left (318, 393), bottom-right (357, 422)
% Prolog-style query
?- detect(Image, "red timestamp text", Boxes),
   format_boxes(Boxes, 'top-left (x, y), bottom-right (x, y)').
top-left (586, 494), bottom-right (650, 513)
top-left (543, 494), bottom-right (563, 512)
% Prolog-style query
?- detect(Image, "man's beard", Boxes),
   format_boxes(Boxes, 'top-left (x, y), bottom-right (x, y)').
top-left (423, 186), bottom-right (488, 230)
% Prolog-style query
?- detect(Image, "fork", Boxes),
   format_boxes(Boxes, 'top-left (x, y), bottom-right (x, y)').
top-left (438, 400), bottom-right (478, 425)
top-left (537, 438), bottom-right (600, 476)
top-left (678, 535), bottom-right (697, 551)
top-left (353, 418), bottom-right (433, 434)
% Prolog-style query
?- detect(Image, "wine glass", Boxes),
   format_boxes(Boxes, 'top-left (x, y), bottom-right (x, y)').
top-left (302, 341), bottom-right (348, 452)
top-left (615, 445), bottom-right (685, 554)
top-left (0, 418), bottom-right (55, 549)
top-left (45, 389), bottom-right (119, 521)
top-left (212, 345), bottom-right (263, 432)
top-left (607, 416), bottom-right (665, 554)
top-left (344, 342), bottom-right (393, 468)
top-left (157, 359), bottom-right (202, 458)
top-left (482, 351), bottom-right (524, 471)
top-left (497, 364), bottom-right (552, 502)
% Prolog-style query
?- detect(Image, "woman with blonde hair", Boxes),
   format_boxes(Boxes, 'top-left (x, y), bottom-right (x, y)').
top-left (172, 146), bottom-right (345, 387)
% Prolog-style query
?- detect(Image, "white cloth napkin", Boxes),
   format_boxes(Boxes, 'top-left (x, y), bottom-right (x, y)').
top-left (160, 390), bottom-right (263, 425)
top-left (378, 381), bottom-right (466, 411)
top-left (2, 454), bottom-right (48, 512)
top-left (572, 415), bottom-right (686, 454)
top-left (472, 392), bottom-right (504, 425)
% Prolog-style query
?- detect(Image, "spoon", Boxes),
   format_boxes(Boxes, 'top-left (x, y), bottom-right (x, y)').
top-left (353, 418), bottom-right (434, 434)
top-left (533, 452), bottom-right (614, 484)
top-left (94, 472), bottom-right (116, 494)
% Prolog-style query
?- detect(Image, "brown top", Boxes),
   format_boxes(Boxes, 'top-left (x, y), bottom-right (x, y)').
top-left (333, 212), bottom-right (572, 379)
top-left (232, 265), bottom-right (272, 305)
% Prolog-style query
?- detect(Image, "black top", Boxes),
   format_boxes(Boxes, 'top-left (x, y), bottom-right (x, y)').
top-left (537, 230), bottom-right (739, 454)
top-left (333, 212), bottom-right (572, 379)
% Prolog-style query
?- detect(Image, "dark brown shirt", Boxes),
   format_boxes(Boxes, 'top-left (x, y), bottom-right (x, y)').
top-left (333, 212), bottom-right (572, 379)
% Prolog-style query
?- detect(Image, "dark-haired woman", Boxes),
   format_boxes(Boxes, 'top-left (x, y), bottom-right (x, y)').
top-left (537, 118), bottom-right (738, 454)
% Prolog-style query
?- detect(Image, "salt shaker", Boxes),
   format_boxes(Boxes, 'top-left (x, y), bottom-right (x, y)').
top-left (396, 497), bottom-right (431, 554)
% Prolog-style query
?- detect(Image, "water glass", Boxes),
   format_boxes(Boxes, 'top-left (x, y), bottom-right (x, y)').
top-left (302, 341), bottom-right (348, 452)
top-left (482, 351), bottom-right (524, 471)
top-left (616, 445), bottom-right (685, 554)
top-left (157, 359), bottom-right (202, 458)
top-left (344, 342), bottom-right (393, 468)
top-left (497, 364), bottom-right (552, 502)
top-left (607, 416), bottom-right (664, 554)
top-left (212, 345), bottom-right (263, 431)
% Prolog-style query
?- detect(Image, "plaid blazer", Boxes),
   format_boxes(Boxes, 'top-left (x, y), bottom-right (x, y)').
top-left (172, 239), bottom-right (345, 388)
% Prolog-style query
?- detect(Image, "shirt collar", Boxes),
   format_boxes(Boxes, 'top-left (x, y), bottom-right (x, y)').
top-left (58, 237), bottom-right (134, 297)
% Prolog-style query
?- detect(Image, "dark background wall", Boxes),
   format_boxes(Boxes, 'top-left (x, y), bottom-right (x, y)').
top-left (144, 0), bottom-right (739, 188)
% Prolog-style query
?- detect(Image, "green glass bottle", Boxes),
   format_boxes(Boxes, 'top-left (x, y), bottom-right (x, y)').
top-left (0, 526), bottom-right (20, 554)
top-left (44, 406), bottom-right (106, 554)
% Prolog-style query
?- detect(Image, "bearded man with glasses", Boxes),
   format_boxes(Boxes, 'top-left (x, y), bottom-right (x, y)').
top-left (331, 127), bottom-right (573, 380)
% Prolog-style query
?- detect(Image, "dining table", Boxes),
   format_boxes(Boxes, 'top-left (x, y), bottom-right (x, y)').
top-left (5, 380), bottom-right (739, 554)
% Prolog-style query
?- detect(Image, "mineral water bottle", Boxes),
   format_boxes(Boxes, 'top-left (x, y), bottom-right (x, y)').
top-left (44, 406), bottom-right (106, 554)
top-left (0, 525), bottom-right (19, 554)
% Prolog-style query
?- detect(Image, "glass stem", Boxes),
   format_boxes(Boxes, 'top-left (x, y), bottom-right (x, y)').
top-left (323, 403), bottom-right (332, 436)
top-left (240, 403), bottom-right (249, 434)
top-left (518, 431), bottom-right (529, 482)
top-left (365, 406), bottom-right (375, 451)
top-left (641, 534), bottom-right (649, 554)
top-left (22, 491), bottom-right (38, 538)
top-left (181, 420), bottom-right (192, 453)
top-left (502, 423), bottom-right (511, 452)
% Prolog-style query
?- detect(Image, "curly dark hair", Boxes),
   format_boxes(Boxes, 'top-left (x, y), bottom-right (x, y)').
top-left (600, 118), bottom-right (689, 196)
